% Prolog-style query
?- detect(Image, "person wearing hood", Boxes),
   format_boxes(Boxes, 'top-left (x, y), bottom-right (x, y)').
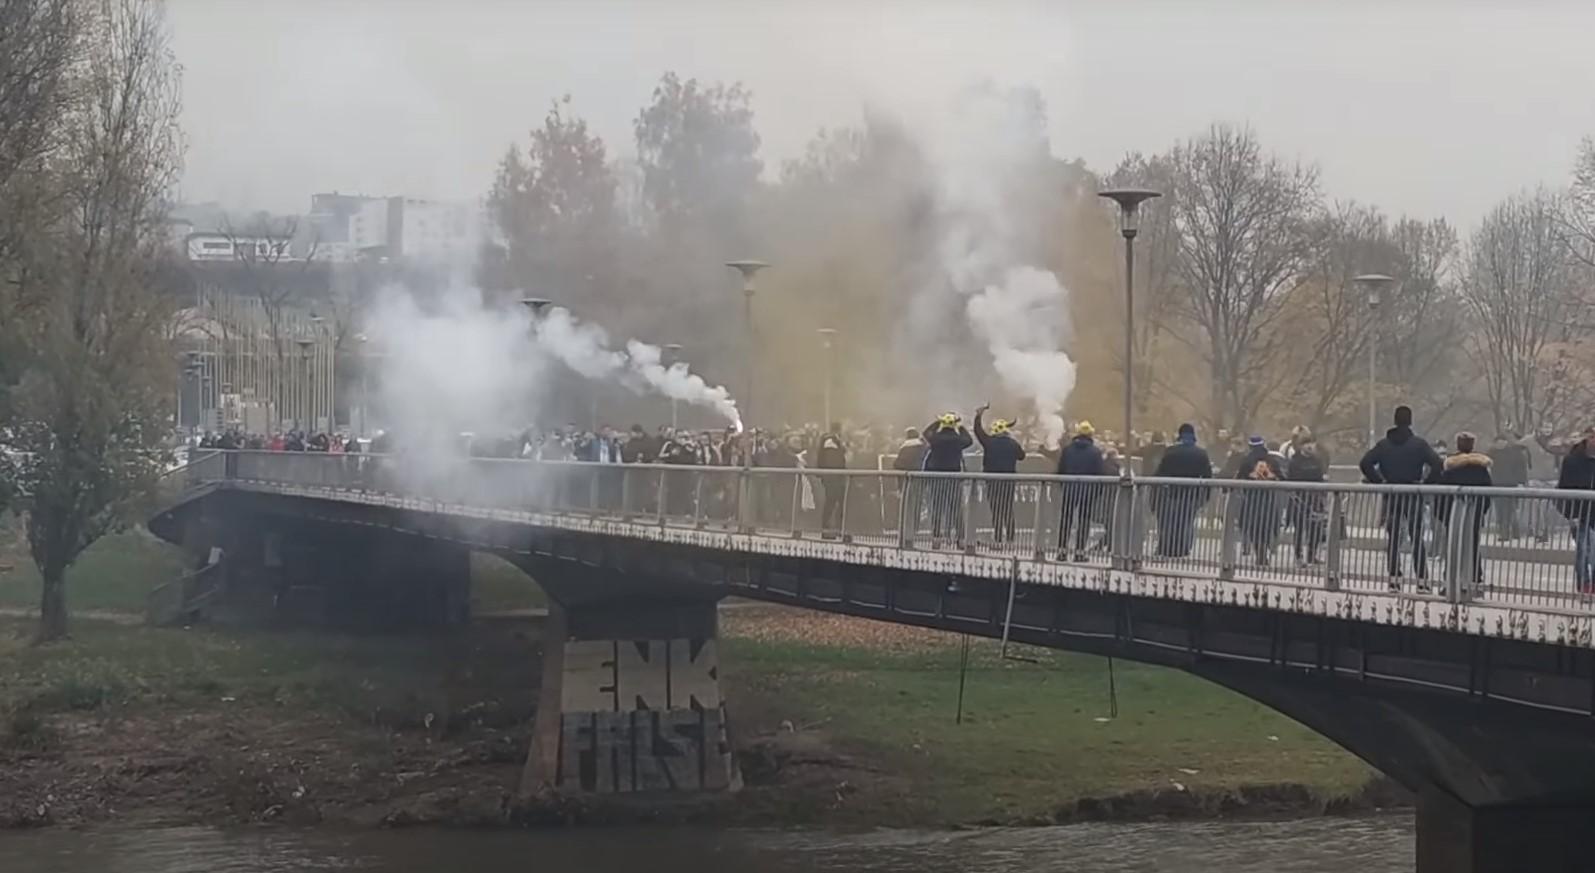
top-left (1235, 435), bottom-right (1284, 567)
top-left (1151, 423), bottom-right (1213, 558)
top-left (923, 413), bottom-right (973, 548)
top-left (974, 405), bottom-right (1027, 543)
top-left (1435, 432), bottom-right (1493, 592)
top-left (1057, 421), bottom-right (1106, 560)
top-left (1285, 437), bottom-right (1328, 566)
top-left (1556, 427), bottom-right (1595, 595)
top-left (1359, 405), bottom-right (1444, 587)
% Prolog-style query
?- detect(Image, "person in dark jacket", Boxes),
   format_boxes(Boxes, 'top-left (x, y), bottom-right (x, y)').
top-left (1057, 421), bottom-right (1106, 559)
top-left (1235, 436), bottom-right (1284, 567)
top-left (815, 424), bottom-right (848, 537)
top-left (1359, 405), bottom-right (1444, 585)
top-left (1285, 438), bottom-right (1328, 566)
top-left (1488, 434), bottom-right (1529, 541)
top-left (892, 427), bottom-right (928, 536)
top-left (974, 405), bottom-right (1027, 543)
top-left (1435, 433), bottom-right (1493, 591)
top-left (923, 413), bottom-right (973, 547)
top-left (1151, 423), bottom-right (1213, 558)
top-left (1557, 429), bottom-right (1595, 594)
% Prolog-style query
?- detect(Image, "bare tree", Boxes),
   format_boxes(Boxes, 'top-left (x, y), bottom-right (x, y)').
top-left (1275, 203), bottom-right (1399, 434)
top-left (1566, 136), bottom-right (1595, 271)
top-left (1380, 217), bottom-right (1466, 426)
top-left (0, 0), bottom-right (77, 430)
top-left (1166, 124), bottom-right (1321, 432)
top-left (1462, 188), bottom-right (1580, 434)
top-left (7, 0), bottom-right (184, 641)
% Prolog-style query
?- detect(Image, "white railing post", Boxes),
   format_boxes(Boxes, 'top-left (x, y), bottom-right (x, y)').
top-left (1325, 491), bottom-right (1343, 591)
top-left (1219, 487), bottom-right (1240, 581)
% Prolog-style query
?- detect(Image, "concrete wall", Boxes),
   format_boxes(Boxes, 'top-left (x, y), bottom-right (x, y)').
top-left (527, 600), bottom-right (738, 795)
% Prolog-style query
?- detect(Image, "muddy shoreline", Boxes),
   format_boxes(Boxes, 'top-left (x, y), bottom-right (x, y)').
top-left (0, 704), bottom-right (1410, 833)
top-left (0, 611), bottom-right (1407, 833)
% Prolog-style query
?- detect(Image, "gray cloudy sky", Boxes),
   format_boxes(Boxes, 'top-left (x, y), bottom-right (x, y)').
top-left (169, 0), bottom-right (1595, 229)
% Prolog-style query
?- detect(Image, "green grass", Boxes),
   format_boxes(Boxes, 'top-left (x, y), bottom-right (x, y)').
top-left (470, 552), bottom-right (547, 613)
top-left (0, 529), bottom-right (187, 614)
top-left (0, 618), bottom-right (452, 726)
top-left (0, 518), bottom-right (544, 618)
top-left (721, 631), bottom-right (1378, 824)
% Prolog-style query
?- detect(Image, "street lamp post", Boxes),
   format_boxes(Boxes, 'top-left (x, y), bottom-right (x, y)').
top-left (817, 327), bottom-right (838, 426)
top-left (726, 260), bottom-right (769, 465)
top-left (354, 333), bottom-right (370, 439)
top-left (294, 337), bottom-right (313, 431)
top-left (1097, 188), bottom-right (1162, 460)
top-left (1354, 274), bottom-right (1397, 448)
top-left (663, 343), bottom-right (683, 431)
top-left (522, 297), bottom-right (555, 427)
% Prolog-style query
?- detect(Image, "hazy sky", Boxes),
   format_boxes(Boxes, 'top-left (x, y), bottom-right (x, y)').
top-left (169, 0), bottom-right (1595, 229)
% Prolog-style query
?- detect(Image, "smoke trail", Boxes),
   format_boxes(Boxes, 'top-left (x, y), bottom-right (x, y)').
top-left (532, 306), bottom-right (742, 429)
top-left (914, 85), bottom-right (1078, 447)
top-left (625, 340), bottom-right (741, 429)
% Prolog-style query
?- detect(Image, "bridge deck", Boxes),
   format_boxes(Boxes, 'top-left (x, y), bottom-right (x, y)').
top-left (165, 451), bottom-right (1595, 651)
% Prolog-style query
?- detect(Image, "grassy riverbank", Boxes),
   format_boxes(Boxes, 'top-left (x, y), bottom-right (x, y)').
top-left (0, 532), bottom-right (1394, 829)
top-left (721, 609), bottom-right (1388, 826)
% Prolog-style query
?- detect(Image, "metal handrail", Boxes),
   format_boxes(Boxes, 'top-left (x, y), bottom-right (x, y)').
top-left (206, 450), bottom-right (1595, 502)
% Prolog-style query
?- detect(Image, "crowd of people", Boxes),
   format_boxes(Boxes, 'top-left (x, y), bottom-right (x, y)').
top-left (185, 401), bottom-right (1595, 596)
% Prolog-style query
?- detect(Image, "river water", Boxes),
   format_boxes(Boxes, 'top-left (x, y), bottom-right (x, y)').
top-left (0, 817), bottom-right (1412, 872)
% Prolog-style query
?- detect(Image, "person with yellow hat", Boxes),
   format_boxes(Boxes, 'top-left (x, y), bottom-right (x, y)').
top-left (921, 411), bottom-right (973, 548)
top-left (974, 404), bottom-right (1027, 543)
top-left (1056, 419), bottom-right (1107, 560)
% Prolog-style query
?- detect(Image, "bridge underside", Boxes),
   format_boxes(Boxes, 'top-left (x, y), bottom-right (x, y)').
top-left (154, 487), bottom-right (1595, 872)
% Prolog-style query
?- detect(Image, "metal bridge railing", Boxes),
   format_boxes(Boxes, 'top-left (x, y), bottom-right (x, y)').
top-left (203, 452), bottom-right (1595, 612)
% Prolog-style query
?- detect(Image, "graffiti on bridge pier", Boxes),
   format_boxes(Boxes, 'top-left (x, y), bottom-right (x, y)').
top-left (556, 638), bottom-right (737, 793)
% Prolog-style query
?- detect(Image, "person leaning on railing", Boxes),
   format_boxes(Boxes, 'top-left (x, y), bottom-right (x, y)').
top-left (1056, 421), bottom-right (1106, 560)
top-left (1359, 405), bottom-right (1444, 589)
top-left (1434, 433), bottom-right (1493, 592)
top-left (1556, 428), bottom-right (1595, 597)
top-left (922, 413), bottom-right (973, 548)
top-left (1150, 423), bottom-right (1212, 559)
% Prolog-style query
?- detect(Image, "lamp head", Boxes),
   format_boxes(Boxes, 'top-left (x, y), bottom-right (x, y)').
top-left (1097, 188), bottom-right (1162, 238)
top-left (1353, 274), bottom-right (1397, 308)
top-left (725, 260), bottom-right (770, 291)
top-left (520, 297), bottom-right (553, 316)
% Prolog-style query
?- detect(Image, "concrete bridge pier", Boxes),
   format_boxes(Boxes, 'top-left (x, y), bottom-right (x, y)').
top-left (519, 571), bottom-right (738, 796)
top-left (1417, 790), bottom-right (1595, 873)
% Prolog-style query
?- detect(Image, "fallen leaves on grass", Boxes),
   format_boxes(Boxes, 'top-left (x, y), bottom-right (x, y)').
top-left (724, 607), bottom-right (958, 654)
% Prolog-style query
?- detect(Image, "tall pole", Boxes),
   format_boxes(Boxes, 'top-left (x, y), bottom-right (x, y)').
top-left (1123, 233), bottom-right (1135, 452)
top-left (1098, 188), bottom-right (1159, 467)
top-left (1367, 318), bottom-right (1377, 449)
top-left (726, 261), bottom-right (769, 467)
top-left (664, 343), bottom-right (682, 432)
top-left (818, 328), bottom-right (837, 426)
top-left (1354, 275), bottom-right (1395, 449)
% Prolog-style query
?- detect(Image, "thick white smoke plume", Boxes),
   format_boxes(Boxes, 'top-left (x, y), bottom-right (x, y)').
top-left (532, 306), bottom-right (742, 429)
top-left (367, 288), bottom-right (549, 483)
top-left (917, 86), bottom-right (1078, 446)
